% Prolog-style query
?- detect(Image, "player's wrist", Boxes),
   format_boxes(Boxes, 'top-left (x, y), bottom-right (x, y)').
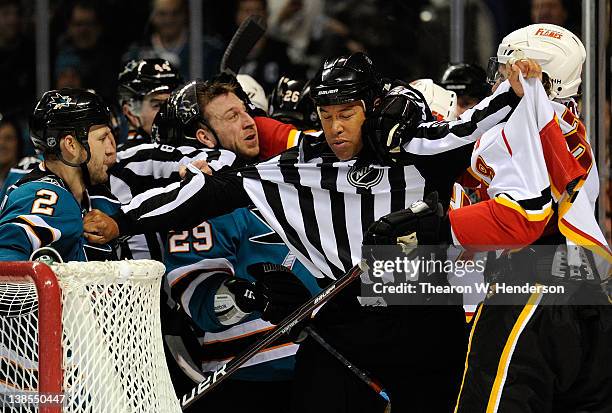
top-left (111, 210), bottom-right (132, 237)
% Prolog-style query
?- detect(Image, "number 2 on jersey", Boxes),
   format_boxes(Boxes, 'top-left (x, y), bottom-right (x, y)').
top-left (31, 189), bottom-right (58, 215)
top-left (169, 222), bottom-right (214, 253)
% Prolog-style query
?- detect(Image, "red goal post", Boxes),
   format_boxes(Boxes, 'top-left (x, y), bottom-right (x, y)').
top-left (1, 262), bottom-right (62, 413)
top-left (0, 260), bottom-right (181, 413)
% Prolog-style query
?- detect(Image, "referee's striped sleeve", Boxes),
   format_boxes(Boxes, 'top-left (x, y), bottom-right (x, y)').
top-left (110, 144), bottom-right (237, 201)
top-left (114, 165), bottom-right (251, 235)
top-left (402, 82), bottom-right (521, 155)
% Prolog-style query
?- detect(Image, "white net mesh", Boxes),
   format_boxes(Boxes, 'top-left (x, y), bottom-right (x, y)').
top-left (0, 260), bottom-right (181, 413)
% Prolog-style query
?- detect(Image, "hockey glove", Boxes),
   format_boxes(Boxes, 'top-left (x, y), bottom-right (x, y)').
top-left (363, 85), bottom-right (429, 165)
top-left (363, 192), bottom-right (450, 251)
top-left (247, 262), bottom-right (311, 325)
top-left (214, 277), bottom-right (265, 326)
top-left (30, 247), bottom-right (64, 264)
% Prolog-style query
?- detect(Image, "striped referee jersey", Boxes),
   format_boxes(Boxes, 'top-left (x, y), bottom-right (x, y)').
top-left (114, 81), bottom-right (522, 279)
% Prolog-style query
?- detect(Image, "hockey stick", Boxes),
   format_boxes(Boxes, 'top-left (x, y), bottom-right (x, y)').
top-left (180, 262), bottom-right (365, 410)
top-left (303, 325), bottom-right (391, 407)
top-left (220, 15), bottom-right (267, 75)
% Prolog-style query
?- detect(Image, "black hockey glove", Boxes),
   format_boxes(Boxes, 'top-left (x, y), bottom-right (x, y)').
top-left (363, 85), bottom-right (430, 165)
top-left (224, 277), bottom-right (266, 313)
top-left (363, 192), bottom-right (450, 251)
top-left (247, 262), bottom-right (311, 325)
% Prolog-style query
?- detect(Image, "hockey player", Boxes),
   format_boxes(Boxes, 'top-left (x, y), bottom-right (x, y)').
top-left (366, 24), bottom-right (611, 413)
top-left (83, 51), bottom-right (539, 412)
top-left (150, 74), bottom-right (307, 162)
top-left (0, 89), bottom-right (115, 261)
top-left (103, 74), bottom-right (317, 410)
top-left (109, 79), bottom-right (240, 261)
top-left (117, 58), bottom-right (182, 145)
top-left (108, 72), bottom-right (309, 259)
top-left (410, 78), bottom-right (458, 121)
top-left (236, 73), bottom-right (269, 113)
top-left (268, 76), bottom-right (320, 131)
top-left (155, 89), bottom-right (319, 412)
top-left (440, 63), bottom-right (491, 116)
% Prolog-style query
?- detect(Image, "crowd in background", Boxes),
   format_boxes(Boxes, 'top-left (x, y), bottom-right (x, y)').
top-left (0, 0), bottom-right (609, 237)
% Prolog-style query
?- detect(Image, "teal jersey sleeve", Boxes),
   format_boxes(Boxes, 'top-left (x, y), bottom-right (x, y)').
top-left (164, 212), bottom-right (241, 333)
top-left (90, 190), bottom-right (121, 216)
top-left (164, 207), bottom-right (321, 381)
top-left (0, 181), bottom-right (85, 262)
top-left (165, 207), bottom-right (321, 332)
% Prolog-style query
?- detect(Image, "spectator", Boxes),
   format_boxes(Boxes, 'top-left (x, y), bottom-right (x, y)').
top-left (124, 0), bottom-right (224, 81)
top-left (0, 114), bottom-right (23, 189)
top-left (236, 0), bottom-right (302, 93)
top-left (267, 0), bottom-right (323, 68)
top-left (530, 0), bottom-right (581, 34)
top-left (55, 52), bottom-right (82, 89)
top-left (0, 0), bottom-right (35, 120)
top-left (55, 0), bottom-right (120, 101)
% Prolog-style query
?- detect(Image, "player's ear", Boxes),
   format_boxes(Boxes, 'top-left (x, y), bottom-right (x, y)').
top-left (122, 103), bottom-right (139, 127)
top-left (61, 134), bottom-right (77, 154)
top-left (60, 134), bottom-right (83, 162)
top-left (196, 127), bottom-right (217, 149)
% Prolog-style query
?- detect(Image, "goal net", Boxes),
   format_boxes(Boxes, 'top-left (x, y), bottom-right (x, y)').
top-left (0, 260), bottom-right (181, 413)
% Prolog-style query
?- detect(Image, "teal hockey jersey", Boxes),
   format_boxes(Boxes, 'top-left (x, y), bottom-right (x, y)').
top-left (0, 165), bottom-right (119, 262)
top-left (165, 206), bottom-right (321, 381)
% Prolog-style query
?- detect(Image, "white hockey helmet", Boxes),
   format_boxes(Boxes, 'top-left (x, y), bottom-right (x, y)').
top-left (494, 23), bottom-right (586, 99)
top-left (410, 79), bottom-right (458, 121)
top-left (237, 74), bottom-right (269, 112)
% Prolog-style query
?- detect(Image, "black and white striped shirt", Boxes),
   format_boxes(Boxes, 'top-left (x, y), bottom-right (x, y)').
top-left (114, 83), bottom-right (521, 278)
top-left (109, 142), bottom-right (237, 260)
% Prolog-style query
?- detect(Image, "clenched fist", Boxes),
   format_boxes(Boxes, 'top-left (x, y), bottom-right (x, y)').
top-left (506, 58), bottom-right (543, 97)
top-left (178, 159), bottom-right (213, 179)
top-left (83, 209), bottom-right (120, 244)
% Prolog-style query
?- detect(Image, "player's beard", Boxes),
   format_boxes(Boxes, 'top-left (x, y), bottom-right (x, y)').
top-left (86, 159), bottom-right (108, 185)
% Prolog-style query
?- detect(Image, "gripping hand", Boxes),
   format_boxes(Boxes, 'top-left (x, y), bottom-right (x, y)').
top-left (363, 192), bottom-right (447, 248)
top-left (247, 262), bottom-right (311, 325)
top-left (363, 85), bottom-right (428, 164)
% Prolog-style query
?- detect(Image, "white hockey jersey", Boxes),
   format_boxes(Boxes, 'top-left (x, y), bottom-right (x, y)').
top-left (449, 77), bottom-right (611, 269)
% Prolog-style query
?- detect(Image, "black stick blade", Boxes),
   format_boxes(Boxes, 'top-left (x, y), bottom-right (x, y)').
top-left (220, 15), bottom-right (267, 75)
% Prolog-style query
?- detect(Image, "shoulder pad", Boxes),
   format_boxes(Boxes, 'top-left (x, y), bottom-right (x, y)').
top-left (15, 156), bottom-right (42, 171)
top-left (15, 168), bottom-right (67, 191)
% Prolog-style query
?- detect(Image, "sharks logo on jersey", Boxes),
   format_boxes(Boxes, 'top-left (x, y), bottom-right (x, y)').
top-left (247, 207), bottom-right (284, 245)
